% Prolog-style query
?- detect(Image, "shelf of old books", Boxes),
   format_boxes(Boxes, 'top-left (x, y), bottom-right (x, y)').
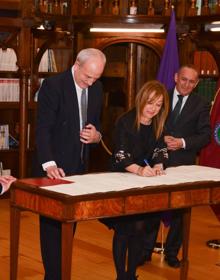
top-left (0, 48), bottom-right (22, 176)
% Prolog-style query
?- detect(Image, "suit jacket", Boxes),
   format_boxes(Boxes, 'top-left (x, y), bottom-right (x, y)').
top-left (165, 90), bottom-right (211, 167)
top-left (33, 68), bottom-right (103, 176)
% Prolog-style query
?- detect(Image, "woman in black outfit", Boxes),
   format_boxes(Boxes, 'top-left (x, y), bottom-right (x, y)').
top-left (102, 80), bottom-right (169, 280)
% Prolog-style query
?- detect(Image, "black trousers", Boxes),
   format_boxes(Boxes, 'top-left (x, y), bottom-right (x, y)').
top-left (142, 209), bottom-right (183, 257)
top-left (164, 210), bottom-right (183, 257)
top-left (101, 212), bottom-right (161, 280)
top-left (40, 216), bottom-right (77, 280)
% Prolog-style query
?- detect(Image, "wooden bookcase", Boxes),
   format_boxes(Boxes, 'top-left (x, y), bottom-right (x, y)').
top-left (0, 0), bottom-right (73, 178)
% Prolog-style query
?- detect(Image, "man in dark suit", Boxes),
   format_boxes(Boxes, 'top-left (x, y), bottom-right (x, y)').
top-left (140, 64), bottom-right (211, 268)
top-left (0, 175), bottom-right (16, 194)
top-left (33, 48), bottom-right (106, 280)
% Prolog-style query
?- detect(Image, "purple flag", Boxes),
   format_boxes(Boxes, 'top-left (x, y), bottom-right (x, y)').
top-left (157, 9), bottom-right (179, 91)
top-left (157, 10), bottom-right (179, 226)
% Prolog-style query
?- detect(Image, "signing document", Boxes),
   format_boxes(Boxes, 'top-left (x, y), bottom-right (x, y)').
top-left (41, 165), bottom-right (220, 197)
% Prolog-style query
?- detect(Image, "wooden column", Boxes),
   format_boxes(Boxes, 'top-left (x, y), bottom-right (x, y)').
top-left (19, 69), bottom-right (28, 178)
top-left (126, 42), bottom-right (137, 110)
top-left (18, 23), bottom-right (31, 178)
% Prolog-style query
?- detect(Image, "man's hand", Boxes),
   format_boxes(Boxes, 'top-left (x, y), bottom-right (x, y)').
top-left (46, 165), bottom-right (65, 179)
top-left (164, 135), bottom-right (183, 151)
top-left (80, 124), bottom-right (101, 144)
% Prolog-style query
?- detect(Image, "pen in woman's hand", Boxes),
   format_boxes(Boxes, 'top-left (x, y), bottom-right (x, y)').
top-left (142, 159), bottom-right (157, 176)
top-left (144, 159), bottom-right (150, 166)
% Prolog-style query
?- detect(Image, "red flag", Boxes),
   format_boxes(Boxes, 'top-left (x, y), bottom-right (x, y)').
top-left (199, 80), bottom-right (220, 221)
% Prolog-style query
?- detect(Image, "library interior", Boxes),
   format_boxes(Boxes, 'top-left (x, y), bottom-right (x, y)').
top-left (0, 1), bottom-right (220, 280)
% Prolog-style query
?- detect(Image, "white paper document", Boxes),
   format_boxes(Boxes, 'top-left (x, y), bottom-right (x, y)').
top-left (42, 165), bottom-right (220, 197)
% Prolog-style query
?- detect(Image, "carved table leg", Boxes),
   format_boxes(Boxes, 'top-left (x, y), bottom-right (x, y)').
top-left (10, 206), bottom-right (21, 280)
top-left (180, 207), bottom-right (191, 280)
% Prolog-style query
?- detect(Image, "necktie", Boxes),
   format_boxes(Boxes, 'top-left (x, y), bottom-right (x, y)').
top-left (80, 89), bottom-right (87, 162)
top-left (172, 94), bottom-right (183, 124)
top-left (81, 88), bottom-right (87, 128)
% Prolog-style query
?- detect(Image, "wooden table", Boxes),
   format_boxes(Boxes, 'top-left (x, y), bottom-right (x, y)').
top-left (10, 171), bottom-right (220, 280)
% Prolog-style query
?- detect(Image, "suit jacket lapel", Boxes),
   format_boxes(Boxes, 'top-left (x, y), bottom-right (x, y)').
top-left (177, 93), bottom-right (196, 123)
top-left (169, 90), bottom-right (197, 122)
top-left (87, 84), bottom-right (97, 123)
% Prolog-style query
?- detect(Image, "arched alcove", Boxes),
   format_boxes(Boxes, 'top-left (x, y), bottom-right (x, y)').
top-left (89, 41), bottom-right (161, 172)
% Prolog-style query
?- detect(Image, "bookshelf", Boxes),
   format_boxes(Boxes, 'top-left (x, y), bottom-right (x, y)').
top-left (0, 24), bottom-right (73, 178)
top-left (0, 48), bottom-right (20, 176)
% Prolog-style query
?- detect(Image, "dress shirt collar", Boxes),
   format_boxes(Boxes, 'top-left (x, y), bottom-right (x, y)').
top-left (172, 87), bottom-right (189, 110)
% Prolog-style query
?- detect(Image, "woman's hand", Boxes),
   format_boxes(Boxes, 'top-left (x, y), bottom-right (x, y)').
top-left (153, 163), bottom-right (166, 175)
top-left (137, 165), bottom-right (157, 177)
top-left (126, 163), bottom-right (165, 177)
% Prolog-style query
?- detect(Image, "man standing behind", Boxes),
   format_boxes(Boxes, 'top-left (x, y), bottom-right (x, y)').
top-left (33, 48), bottom-right (106, 280)
top-left (141, 64), bottom-right (211, 268)
top-left (163, 64), bottom-right (211, 267)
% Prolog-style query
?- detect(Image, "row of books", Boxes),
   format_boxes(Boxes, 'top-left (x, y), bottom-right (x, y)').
top-left (0, 79), bottom-right (20, 102)
top-left (0, 48), bottom-right (57, 102)
top-left (38, 49), bottom-right (58, 72)
top-left (0, 123), bottom-right (32, 150)
top-left (0, 78), bottom-right (33, 102)
top-left (0, 125), bottom-right (9, 150)
top-left (0, 78), bottom-right (47, 102)
top-left (1, 48), bottom-right (58, 73)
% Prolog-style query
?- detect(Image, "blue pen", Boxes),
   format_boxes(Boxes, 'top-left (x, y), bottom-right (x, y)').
top-left (144, 159), bottom-right (150, 166)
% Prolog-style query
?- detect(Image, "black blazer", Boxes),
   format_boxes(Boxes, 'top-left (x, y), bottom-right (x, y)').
top-left (34, 68), bottom-right (103, 176)
top-left (165, 90), bottom-right (211, 166)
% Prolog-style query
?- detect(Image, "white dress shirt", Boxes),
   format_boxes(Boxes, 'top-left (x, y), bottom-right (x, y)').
top-left (172, 87), bottom-right (189, 149)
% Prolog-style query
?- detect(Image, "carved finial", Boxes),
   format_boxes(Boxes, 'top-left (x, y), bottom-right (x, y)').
top-left (147, 0), bottom-right (154, 16)
top-left (95, 0), bottom-right (103, 15)
top-left (112, 0), bottom-right (120, 15)
top-left (187, 0), bottom-right (198, 16)
top-left (216, 0), bottom-right (220, 14)
top-left (129, 0), bottom-right (137, 15)
top-left (81, 0), bottom-right (91, 15)
top-left (163, 0), bottom-right (171, 16)
top-left (201, 0), bottom-right (210, 15)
